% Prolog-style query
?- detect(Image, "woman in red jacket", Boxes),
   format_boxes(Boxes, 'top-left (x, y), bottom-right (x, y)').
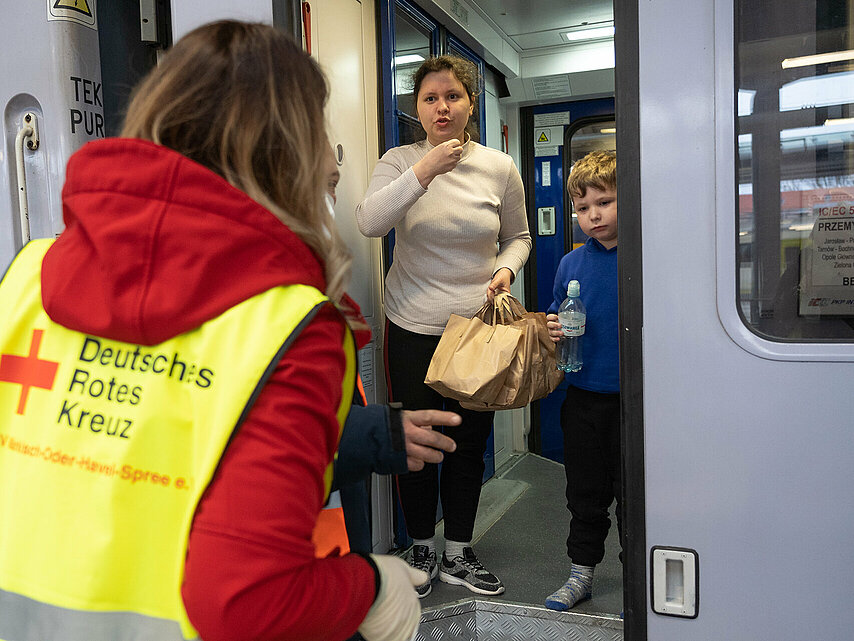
top-left (25, 20), bottom-right (424, 641)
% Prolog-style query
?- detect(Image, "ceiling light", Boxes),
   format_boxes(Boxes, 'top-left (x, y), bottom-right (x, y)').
top-left (781, 49), bottom-right (854, 69)
top-left (599, 127), bottom-right (616, 134)
top-left (824, 117), bottom-right (854, 127)
top-left (561, 25), bottom-right (615, 43)
top-left (394, 54), bottom-right (425, 65)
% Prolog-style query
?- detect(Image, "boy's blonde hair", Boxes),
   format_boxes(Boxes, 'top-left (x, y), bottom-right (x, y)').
top-left (121, 20), bottom-right (351, 302)
top-left (567, 151), bottom-right (616, 199)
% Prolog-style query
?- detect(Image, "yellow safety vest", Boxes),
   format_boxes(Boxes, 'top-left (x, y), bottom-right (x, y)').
top-left (311, 375), bottom-right (368, 558)
top-left (0, 240), bottom-right (355, 641)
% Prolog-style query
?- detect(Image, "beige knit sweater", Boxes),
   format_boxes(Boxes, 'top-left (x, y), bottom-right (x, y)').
top-left (355, 138), bottom-right (531, 336)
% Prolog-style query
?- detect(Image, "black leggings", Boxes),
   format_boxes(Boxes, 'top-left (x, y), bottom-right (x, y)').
top-left (385, 320), bottom-right (494, 543)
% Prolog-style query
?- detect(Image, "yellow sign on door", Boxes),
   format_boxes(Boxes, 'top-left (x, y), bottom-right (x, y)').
top-left (48, 0), bottom-right (97, 29)
top-left (54, 0), bottom-right (92, 15)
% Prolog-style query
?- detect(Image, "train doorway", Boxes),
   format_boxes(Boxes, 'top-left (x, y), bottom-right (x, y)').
top-left (521, 100), bottom-right (616, 462)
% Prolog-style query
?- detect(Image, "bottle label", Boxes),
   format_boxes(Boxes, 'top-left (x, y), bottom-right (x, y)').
top-left (560, 314), bottom-right (586, 337)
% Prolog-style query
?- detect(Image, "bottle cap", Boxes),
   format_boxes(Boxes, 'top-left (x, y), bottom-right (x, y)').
top-left (567, 280), bottom-right (580, 297)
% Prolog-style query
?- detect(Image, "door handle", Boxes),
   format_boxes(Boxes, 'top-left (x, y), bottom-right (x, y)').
top-left (651, 546), bottom-right (699, 618)
top-left (15, 112), bottom-right (40, 247)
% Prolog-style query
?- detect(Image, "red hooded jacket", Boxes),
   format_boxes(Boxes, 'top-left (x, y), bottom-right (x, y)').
top-left (40, 138), bottom-right (375, 641)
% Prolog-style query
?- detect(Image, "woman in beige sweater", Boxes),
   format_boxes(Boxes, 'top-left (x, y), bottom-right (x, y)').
top-left (355, 55), bottom-right (531, 599)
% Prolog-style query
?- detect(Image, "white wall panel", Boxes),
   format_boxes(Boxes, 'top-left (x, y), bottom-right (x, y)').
top-left (312, 0), bottom-right (393, 553)
top-left (171, 0), bottom-right (273, 42)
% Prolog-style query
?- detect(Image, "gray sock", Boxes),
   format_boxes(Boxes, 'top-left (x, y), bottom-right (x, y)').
top-left (545, 564), bottom-right (595, 610)
top-left (413, 537), bottom-right (436, 555)
top-left (444, 539), bottom-right (470, 560)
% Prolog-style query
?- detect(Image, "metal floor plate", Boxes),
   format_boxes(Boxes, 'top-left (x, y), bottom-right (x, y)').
top-left (417, 599), bottom-right (623, 641)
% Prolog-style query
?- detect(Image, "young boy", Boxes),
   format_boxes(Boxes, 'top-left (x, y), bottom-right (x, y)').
top-left (544, 150), bottom-right (621, 611)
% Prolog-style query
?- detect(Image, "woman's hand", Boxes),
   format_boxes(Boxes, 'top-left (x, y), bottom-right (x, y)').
top-left (546, 313), bottom-right (563, 343)
top-left (486, 267), bottom-right (513, 302)
top-left (412, 139), bottom-right (463, 188)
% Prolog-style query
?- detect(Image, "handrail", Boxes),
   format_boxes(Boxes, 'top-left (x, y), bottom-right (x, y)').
top-left (301, 2), bottom-right (312, 54)
top-left (14, 112), bottom-right (39, 247)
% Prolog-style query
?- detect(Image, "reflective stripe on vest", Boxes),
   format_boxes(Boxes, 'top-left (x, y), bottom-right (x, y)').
top-left (0, 239), bottom-right (355, 641)
top-left (311, 372), bottom-right (369, 559)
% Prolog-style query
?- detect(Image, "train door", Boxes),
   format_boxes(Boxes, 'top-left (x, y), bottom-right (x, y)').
top-left (617, 0), bottom-right (854, 638)
top-left (522, 99), bottom-right (614, 462)
top-left (1, 1), bottom-right (105, 274)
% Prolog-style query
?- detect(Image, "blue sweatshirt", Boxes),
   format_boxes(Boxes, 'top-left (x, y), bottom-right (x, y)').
top-left (548, 238), bottom-right (619, 393)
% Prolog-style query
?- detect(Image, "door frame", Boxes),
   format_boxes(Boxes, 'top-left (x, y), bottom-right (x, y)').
top-left (614, 0), bottom-right (648, 637)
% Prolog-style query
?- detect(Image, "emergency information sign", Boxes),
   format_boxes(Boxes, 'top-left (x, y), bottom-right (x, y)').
top-left (799, 200), bottom-right (854, 316)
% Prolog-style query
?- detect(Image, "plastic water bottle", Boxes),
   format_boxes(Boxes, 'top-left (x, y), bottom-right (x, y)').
top-left (557, 280), bottom-right (586, 372)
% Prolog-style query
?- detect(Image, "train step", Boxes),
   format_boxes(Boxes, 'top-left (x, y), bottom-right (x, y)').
top-left (418, 598), bottom-right (623, 641)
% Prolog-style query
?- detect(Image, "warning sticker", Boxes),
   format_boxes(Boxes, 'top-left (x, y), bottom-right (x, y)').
top-left (534, 125), bottom-right (563, 148)
top-left (48, 0), bottom-right (97, 30)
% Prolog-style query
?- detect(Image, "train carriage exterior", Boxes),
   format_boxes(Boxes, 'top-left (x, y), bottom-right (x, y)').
top-left (1, 1), bottom-right (852, 640)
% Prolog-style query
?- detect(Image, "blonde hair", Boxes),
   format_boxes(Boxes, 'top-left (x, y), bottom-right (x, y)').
top-left (567, 151), bottom-right (616, 199)
top-left (121, 20), bottom-right (351, 302)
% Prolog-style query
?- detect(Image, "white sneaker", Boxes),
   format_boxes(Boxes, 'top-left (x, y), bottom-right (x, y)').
top-left (438, 547), bottom-right (504, 595)
top-left (410, 545), bottom-right (438, 598)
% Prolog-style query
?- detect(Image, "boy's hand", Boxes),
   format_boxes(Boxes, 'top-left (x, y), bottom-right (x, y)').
top-left (546, 313), bottom-right (562, 343)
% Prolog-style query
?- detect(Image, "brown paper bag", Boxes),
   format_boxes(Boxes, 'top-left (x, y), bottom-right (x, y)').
top-left (425, 293), bottom-right (563, 411)
top-left (424, 309), bottom-right (523, 404)
top-left (459, 293), bottom-right (564, 411)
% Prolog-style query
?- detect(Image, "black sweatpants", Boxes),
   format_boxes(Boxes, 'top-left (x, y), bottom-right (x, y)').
top-left (385, 320), bottom-right (494, 543)
top-left (561, 384), bottom-right (622, 567)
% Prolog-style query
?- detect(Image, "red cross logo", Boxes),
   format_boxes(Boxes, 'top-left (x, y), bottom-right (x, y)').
top-left (0, 329), bottom-right (60, 415)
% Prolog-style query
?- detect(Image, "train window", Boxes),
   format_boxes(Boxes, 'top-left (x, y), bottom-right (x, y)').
top-left (397, 113), bottom-right (424, 145)
top-left (569, 120), bottom-right (616, 164)
top-left (382, 0), bottom-right (489, 150)
top-left (567, 120), bottom-right (616, 250)
top-left (447, 36), bottom-right (485, 144)
top-left (393, 6), bottom-right (432, 133)
top-left (736, 0), bottom-right (854, 340)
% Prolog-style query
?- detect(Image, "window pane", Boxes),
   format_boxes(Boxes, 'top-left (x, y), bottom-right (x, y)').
top-left (393, 8), bottom-right (431, 122)
top-left (398, 115), bottom-right (425, 146)
top-left (569, 121), bottom-right (616, 163)
top-left (447, 41), bottom-right (482, 143)
top-left (736, 0), bottom-right (854, 339)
